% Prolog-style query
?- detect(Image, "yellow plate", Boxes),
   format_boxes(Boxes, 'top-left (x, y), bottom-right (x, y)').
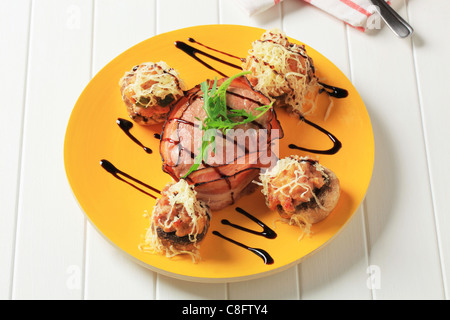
top-left (64, 25), bottom-right (374, 282)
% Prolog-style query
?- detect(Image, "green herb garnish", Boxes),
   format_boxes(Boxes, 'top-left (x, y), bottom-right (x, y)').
top-left (182, 71), bottom-right (273, 178)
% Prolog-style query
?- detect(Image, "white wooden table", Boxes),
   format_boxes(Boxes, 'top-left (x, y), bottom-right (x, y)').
top-left (1, 0), bottom-right (449, 300)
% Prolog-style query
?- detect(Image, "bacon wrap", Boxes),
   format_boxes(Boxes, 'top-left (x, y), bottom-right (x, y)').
top-left (160, 76), bottom-right (284, 211)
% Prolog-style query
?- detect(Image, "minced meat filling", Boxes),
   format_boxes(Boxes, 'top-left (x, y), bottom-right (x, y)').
top-left (266, 160), bottom-right (326, 215)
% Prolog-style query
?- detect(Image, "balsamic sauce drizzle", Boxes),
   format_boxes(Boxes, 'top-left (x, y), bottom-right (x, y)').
top-left (188, 38), bottom-right (244, 61)
top-left (288, 116), bottom-right (342, 155)
top-left (117, 118), bottom-right (152, 154)
top-left (212, 231), bottom-right (274, 265)
top-left (318, 82), bottom-right (349, 98)
top-left (174, 41), bottom-right (241, 77)
top-left (100, 159), bottom-right (161, 199)
top-left (221, 207), bottom-right (277, 239)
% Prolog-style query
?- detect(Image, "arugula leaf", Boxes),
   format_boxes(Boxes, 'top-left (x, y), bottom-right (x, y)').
top-left (182, 132), bottom-right (214, 178)
top-left (182, 71), bottom-right (273, 179)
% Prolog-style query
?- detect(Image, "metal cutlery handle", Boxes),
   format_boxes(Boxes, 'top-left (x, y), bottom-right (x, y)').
top-left (370, 0), bottom-right (414, 38)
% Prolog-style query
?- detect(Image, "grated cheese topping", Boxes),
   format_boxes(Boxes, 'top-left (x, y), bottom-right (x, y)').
top-left (139, 179), bottom-right (210, 263)
top-left (165, 179), bottom-right (210, 241)
top-left (243, 29), bottom-right (321, 116)
top-left (119, 61), bottom-right (186, 108)
top-left (259, 156), bottom-right (327, 201)
top-left (257, 155), bottom-right (329, 239)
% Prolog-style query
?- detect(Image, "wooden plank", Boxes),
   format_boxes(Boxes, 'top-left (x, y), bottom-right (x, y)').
top-left (407, 0), bottom-right (450, 298)
top-left (154, 0), bottom-right (227, 299)
top-left (228, 268), bottom-right (299, 300)
top-left (219, 0), bottom-right (282, 29)
top-left (91, 0), bottom-right (157, 74)
top-left (157, 0), bottom-right (219, 34)
top-left (11, 0), bottom-right (93, 299)
top-left (347, 0), bottom-right (444, 299)
top-left (282, 0), bottom-right (372, 300)
top-left (298, 207), bottom-right (372, 299)
top-left (0, 0), bottom-right (32, 300)
top-left (83, 0), bottom-right (157, 300)
top-left (156, 275), bottom-right (227, 300)
top-left (218, 0), bottom-right (304, 300)
top-left (85, 224), bottom-right (156, 299)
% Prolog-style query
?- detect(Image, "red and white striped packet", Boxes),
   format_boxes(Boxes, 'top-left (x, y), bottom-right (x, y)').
top-left (233, 0), bottom-right (387, 31)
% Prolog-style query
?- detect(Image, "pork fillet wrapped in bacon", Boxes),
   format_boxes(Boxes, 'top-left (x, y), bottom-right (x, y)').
top-left (160, 75), bottom-right (283, 211)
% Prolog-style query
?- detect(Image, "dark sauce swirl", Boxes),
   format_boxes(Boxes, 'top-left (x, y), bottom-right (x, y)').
top-left (117, 118), bottom-right (152, 154)
top-left (212, 231), bottom-right (274, 265)
top-left (174, 41), bottom-right (241, 77)
top-left (319, 82), bottom-right (348, 98)
top-left (288, 116), bottom-right (342, 155)
top-left (100, 159), bottom-right (161, 199)
top-left (221, 207), bottom-right (277, 239)
top-left (188, 38), bottom-right (244, 61)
